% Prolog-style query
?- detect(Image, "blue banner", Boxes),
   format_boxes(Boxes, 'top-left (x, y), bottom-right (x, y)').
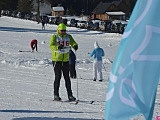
top-left (105, 0), bottom-right (160, 119)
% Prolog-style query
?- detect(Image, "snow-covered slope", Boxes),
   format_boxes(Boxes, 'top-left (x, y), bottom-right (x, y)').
top-left (0, 16), bottom-right (159, 120)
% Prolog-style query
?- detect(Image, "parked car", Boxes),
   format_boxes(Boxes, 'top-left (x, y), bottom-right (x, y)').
top-left (59, 18), bottom-right (67, 25)
top-left (48, 16), bottom-right (60, 24)
top-left (71, 20), bottom-right (78, 27)
top-left (99, 20), bottom-right (112, 31)
top-left (84, 21), bottom-right (94, 29)
top-left (48, 16), bottom-right (56, 24)
top-left (77, 20), bottom-right (86, 28)
top-left (119, 21), bottom-right (128, 34)
top-left (111, 20), bottom-right (128, 33)
top-left (91, 22), bottom-right (99, 30)
top-left (67, 19), bottom-right (74, 26)
top-left (67, 19), bottom-right (78, 27)
top-left (99, 21), bottom-right (106, 31)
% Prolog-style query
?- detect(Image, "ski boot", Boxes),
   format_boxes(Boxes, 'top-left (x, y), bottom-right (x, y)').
top-left (68, 96), bottom-right (76, 101)
top-left (54, 95), bottom-right (61, 101)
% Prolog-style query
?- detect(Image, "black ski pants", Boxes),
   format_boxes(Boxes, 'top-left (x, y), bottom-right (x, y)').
top-left (52, 61), bottom-right (73, 97)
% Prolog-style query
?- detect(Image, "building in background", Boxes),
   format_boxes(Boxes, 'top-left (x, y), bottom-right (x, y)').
top-left (91, 0), bottom-right (130, 21)
top-left (52, 6), bottom-right (64, 17)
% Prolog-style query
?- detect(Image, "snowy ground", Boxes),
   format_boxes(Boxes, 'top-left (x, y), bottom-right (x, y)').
top-left (0, 16), bottom-right (159, 120)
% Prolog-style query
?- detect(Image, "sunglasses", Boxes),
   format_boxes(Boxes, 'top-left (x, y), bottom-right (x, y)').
top-left (60, 30), bottom-right (66, 32)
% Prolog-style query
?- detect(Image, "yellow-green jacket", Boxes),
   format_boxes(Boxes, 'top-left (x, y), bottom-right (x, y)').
top-left (49, 33), bottom-right (78, 62)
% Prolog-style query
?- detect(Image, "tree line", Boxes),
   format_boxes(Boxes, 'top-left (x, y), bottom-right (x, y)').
top-left (0, 0), bottom-right (136, 16)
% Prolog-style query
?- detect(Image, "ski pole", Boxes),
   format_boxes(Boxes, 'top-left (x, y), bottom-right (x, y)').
top-left (76, 75), bottom-right (79, 101)
top-left (75, 51), bottom-right (79, 101)
top-left (102, 62), bottom-right (107, 71)
top-left (76, 67), bottom-right (83, 79)
top-left (44, 62), bottom-right (56, 94)
top-left (43, 63), bottom-right (54, 94)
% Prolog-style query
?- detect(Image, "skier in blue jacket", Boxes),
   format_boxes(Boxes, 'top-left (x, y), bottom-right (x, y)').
top-left (90, 41), bottom-right (105, 81)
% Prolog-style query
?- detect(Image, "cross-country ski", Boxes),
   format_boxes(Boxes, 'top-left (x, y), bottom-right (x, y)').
top-left (53, 100), bottom-right (79, 105)
top-left (39, 99), bottom-right (95, 105)
top-left (18, 50), bottom-right (31, 52)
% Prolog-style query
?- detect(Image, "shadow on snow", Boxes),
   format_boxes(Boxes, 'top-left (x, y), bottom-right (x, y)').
top-left (12, 117), bottom-right (101, 120)
top-left (0, 110), bottom-right (101, 120)
top-left (0, 109), bottom-right (97, 114)
top-left (0, 26), bottom-right (55, 33)
top-left (0, 26), bottom-right (104, 35)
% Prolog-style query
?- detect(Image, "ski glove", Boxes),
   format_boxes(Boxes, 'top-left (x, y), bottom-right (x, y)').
top-left (73, 45), bottom-right (78, 51)
top-left (58, 44), bottom-right (64, 50)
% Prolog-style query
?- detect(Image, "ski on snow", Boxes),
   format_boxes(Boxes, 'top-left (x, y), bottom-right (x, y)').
top-left (53, 100), bottom-right (79, 105)
top-left (39, 99), bottom-right (95, 105)
top-left (52, 100), bottom-right (95, 105)
top-left (18, 50), bottom-right (31, 52)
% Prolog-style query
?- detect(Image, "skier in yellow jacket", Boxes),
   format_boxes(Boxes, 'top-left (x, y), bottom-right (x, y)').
top-left (49, 23), bottom-right (78, 101)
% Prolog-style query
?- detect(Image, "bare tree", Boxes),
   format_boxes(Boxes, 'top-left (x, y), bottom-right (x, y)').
top-left (17, 0), bottom-right (33, 13)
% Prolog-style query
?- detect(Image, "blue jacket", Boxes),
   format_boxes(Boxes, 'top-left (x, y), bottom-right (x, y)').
top-left (69, 50), bottom-right (76, 64)
top-left (90, 47), bottom-right (104, 61)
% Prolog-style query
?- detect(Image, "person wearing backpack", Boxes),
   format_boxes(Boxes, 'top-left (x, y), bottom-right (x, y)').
top-left (90, 41), bottom-right (105, 82)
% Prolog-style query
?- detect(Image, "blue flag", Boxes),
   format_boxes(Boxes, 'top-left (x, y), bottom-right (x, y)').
top-left (105, 0), bottom-right (160, 119)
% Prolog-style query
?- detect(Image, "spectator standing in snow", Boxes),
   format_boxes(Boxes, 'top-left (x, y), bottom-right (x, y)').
top-left (49, 23), bottom-right (78, 101)
top-left (30, 39), bottom-right (38, 52)
top-left (69, 49), bottom-right (77, 79)
top-left (42, 19), bottom-right (45, 30)
top-left (90, 41), bottom-right (105, 82)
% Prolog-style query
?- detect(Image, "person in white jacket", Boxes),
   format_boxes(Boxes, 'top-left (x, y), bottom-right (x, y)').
top-left (90, 41), bottom-right (105, 81)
